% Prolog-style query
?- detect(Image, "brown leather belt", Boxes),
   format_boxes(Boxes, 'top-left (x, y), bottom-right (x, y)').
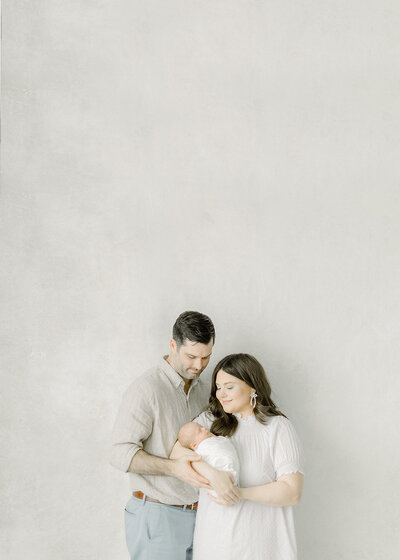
top-left (132, 491), bottom-right (198, 511)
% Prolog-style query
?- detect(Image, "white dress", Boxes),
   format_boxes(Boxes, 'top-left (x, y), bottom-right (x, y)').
top-left (192, 412), bottom-right (305, 560)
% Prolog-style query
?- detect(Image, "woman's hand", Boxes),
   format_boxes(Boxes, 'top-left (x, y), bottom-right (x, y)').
top-left (207, 471), bottom-right (241, 506)
top-left (207, 481), bottom-right (241, 507)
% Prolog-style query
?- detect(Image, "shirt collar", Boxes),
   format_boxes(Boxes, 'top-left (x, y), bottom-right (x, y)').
top-left (159, 356), bottom-right (201, 389)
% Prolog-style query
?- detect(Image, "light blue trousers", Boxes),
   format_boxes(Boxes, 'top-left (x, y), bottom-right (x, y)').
top-left (125, 496), bottom-right (197, 560)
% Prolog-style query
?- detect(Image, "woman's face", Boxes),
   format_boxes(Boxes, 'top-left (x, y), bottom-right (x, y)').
top-left (215, 369), bottom-right (255, 418)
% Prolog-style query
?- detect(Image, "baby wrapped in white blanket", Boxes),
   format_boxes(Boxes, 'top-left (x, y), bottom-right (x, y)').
top-left (178, 422), bottom-right (240, 495)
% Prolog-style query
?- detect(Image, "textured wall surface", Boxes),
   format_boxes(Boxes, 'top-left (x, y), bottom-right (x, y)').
top-left (1, 1), bottom-right (400, 559)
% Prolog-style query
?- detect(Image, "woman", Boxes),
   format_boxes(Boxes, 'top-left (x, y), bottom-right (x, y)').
top-left (173, 353), bottom-right (304, 560)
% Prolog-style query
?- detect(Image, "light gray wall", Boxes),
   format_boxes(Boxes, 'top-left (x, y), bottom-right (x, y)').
top-left (2, 1), bottom-right (400, 559)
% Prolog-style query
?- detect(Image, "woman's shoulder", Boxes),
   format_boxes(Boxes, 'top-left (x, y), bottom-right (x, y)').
top-left (265, 414), bottom-right (297, 431)
top-left (266, 415), bottom-right (303, 446)
top-left (193, 409), bottom-right (215, 429)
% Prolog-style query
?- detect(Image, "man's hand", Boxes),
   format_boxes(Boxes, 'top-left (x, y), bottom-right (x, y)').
top-left (170, 455), bottom-right (212, 489)
top-left (207, 470), bottom-right (241, 506)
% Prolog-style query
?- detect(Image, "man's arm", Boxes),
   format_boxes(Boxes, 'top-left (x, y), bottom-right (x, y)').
top-left (129, 449), bottom-right (211, 489)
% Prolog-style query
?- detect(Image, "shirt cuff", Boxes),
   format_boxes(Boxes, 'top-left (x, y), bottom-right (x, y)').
top-left (110, 443), bottom-right (142, 473)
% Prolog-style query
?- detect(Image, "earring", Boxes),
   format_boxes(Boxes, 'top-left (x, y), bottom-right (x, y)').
top-left (250, 392), bottom-right (257, 409)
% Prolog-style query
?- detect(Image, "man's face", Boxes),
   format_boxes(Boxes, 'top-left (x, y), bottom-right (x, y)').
top-left (170, 338), bottom-right (213, 381)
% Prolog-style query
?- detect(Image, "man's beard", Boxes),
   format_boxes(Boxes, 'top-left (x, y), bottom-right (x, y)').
top-left (176, 362), bottom-right (203, 380)
top-left (178, 367), bottom-right (201, 380)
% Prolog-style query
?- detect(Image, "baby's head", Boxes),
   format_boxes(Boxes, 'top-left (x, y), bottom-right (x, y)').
top-left (178, 422), bottom-right (213, 450)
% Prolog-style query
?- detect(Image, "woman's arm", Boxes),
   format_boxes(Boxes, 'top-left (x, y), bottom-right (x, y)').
top-left (169, 440), bottom-right (196, 459)
top-left (239, 472), bottom-right (304, 506)
top-left (209, 472), bottom-right (303, 507)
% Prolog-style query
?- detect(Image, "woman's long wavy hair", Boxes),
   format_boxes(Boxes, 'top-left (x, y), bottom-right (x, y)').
top-left (208, 353), bottom-right (286, 437)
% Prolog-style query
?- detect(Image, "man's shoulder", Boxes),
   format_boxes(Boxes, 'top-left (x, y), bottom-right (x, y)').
top-left (124, 364), bottom-right (168, 397)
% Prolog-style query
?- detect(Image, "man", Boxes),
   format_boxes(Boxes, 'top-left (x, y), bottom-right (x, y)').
top-left (110, 311), bottom-right (237, 560)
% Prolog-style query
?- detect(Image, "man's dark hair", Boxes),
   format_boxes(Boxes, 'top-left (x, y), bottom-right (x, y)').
top-left (172, 311), bottom-right (215, 347)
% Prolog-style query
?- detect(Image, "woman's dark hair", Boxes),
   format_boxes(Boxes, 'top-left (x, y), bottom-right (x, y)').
top-left (209, 353), bottom-right (286, 437)
top-left (172, 311), bottom-right (215, 347)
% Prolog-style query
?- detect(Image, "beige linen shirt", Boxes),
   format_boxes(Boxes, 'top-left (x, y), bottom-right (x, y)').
top-left (110, 357), bottom-right (210, 505)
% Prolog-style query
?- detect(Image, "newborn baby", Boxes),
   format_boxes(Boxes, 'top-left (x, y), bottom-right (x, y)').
top-left (178, 422), bottom-right (240, 494)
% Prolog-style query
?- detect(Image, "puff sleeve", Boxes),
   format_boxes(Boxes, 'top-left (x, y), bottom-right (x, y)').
top-left (271, 416), bottom-right (305, 479)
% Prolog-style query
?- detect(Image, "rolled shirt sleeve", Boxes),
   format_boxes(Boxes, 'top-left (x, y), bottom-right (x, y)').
top-left (110, 381), bottom-right (154, 472)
